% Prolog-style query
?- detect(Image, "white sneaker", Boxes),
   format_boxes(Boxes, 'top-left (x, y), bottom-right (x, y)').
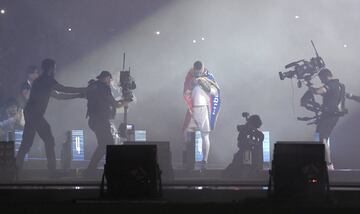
top-left (327, 164), bottom-right (334, 171)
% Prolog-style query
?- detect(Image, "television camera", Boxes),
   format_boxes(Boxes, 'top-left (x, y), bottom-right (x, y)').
top-left (120, 70), bottom-right (136, 102)
top-left (279, 41), bottom-right (326, 125)
top-left (279, 41), bottom-right (325, 88)
top-left (235, 112), bottom-right (264, 171)
top-left (118, 53), bottom-right (136, 139)
top-left (238, 112), bottom-right (262, 131)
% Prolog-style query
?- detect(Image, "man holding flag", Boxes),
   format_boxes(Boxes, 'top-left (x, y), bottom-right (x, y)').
top-left (183, 61), bottom-right (221, 169)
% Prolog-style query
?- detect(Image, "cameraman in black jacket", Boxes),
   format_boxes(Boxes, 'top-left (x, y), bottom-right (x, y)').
top-left (83, 71), bottom-right (128, 177)
top-left (310, 68), bottom-right (346, 170)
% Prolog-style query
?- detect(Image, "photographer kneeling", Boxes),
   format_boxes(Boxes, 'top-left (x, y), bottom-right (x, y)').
top-left (223, 114), bottom-right (264, 179)
top-left (310, 68), bottom-right (346, 170)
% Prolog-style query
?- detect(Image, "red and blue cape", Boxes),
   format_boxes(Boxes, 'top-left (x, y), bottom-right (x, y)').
top-left (182, 68), bottom-right (221, 131)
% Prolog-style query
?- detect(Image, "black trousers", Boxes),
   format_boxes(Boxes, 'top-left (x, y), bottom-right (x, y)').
top-left (16, 112), bottom-right (56, 171)
top-left (87, 116), bottom-right (114, 170)
top-left (315, 113), bottom-right (340, 165)
top-left (316, 113), bottom-right (340, 140)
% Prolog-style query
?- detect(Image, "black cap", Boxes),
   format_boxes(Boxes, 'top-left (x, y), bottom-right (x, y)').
top-left (96, 71), bottom-right (112, 79)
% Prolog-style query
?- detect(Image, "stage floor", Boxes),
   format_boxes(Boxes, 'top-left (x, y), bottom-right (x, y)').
top-left (2, 168), bottom-right (360, 213)
top-left (1, 179), bottom-right (360, 213)
top-left (1, 167), bottom-right (360, 190)
top-left (14, 159), bottom-right (360, 184)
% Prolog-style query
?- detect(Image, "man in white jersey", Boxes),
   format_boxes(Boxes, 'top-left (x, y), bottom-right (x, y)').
top-left (183, 61), bottom-right (221, 169)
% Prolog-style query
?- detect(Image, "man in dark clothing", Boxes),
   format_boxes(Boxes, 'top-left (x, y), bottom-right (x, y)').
top-left (83, 71), bottom-right (128, 177)
top-left (16, 58), bottom-right (86, 177)
top-left (310, 68), bottom-right (346, 170)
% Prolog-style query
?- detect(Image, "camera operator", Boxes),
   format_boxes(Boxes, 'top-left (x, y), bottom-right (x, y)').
top-left (183, 61), bottom-right (221, 170)
top-left (82, 71), bottom-right (128, 177)
top-left (224, 114), bottom-right (264, 178)
top-left (309, 68), bottom-right (346, 170)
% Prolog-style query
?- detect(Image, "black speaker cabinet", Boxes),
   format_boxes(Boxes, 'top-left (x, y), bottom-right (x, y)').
top-left (124, 141), bottom-right (174, 181)
top-left (104, 144), bottom-right (161, 198)
top-left (271, 142), bottom-right (329, 199)
top-left (0, 141), bottom-right (16, 181)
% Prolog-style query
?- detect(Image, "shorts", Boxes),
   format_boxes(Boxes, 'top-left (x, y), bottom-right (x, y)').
top-left (187, 106), bottom-right (210, 132)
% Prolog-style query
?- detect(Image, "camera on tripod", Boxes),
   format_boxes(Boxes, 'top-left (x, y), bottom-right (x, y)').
top-left (120, 70), bottom-right (136, 102)
top-left (238, 112), bottom-right (262, 131)
top-left (279, 41), bottom-right (325, 88)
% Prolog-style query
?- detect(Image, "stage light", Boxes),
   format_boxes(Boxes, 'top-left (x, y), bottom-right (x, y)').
top-left (0, 9), bottom-right (5, 14)
top-left (294, 15), bottom-right (300, 19)
top-left (68, 28), bottom-right (72, 32)
top-left (201, 37), bottom-right (205, 41)
top-left (192, 39), bottom-right (197, 44)
top-left (343, 44), bottom-right (348, 48)
top-left (155, 31), bottom-right (160, 35)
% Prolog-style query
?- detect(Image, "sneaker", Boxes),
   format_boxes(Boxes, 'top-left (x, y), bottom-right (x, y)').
top-left (327, 163), bottom-right (334, 171)
top-left (200, 160), bottom-right (207, 172)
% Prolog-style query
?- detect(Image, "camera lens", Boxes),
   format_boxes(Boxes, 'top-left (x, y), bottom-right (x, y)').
top-left (279, 72), bottom-right (285, 80)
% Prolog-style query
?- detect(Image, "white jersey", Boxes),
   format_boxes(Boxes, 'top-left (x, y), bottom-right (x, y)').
top-left (191, 85), bottom-right (209, 106)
